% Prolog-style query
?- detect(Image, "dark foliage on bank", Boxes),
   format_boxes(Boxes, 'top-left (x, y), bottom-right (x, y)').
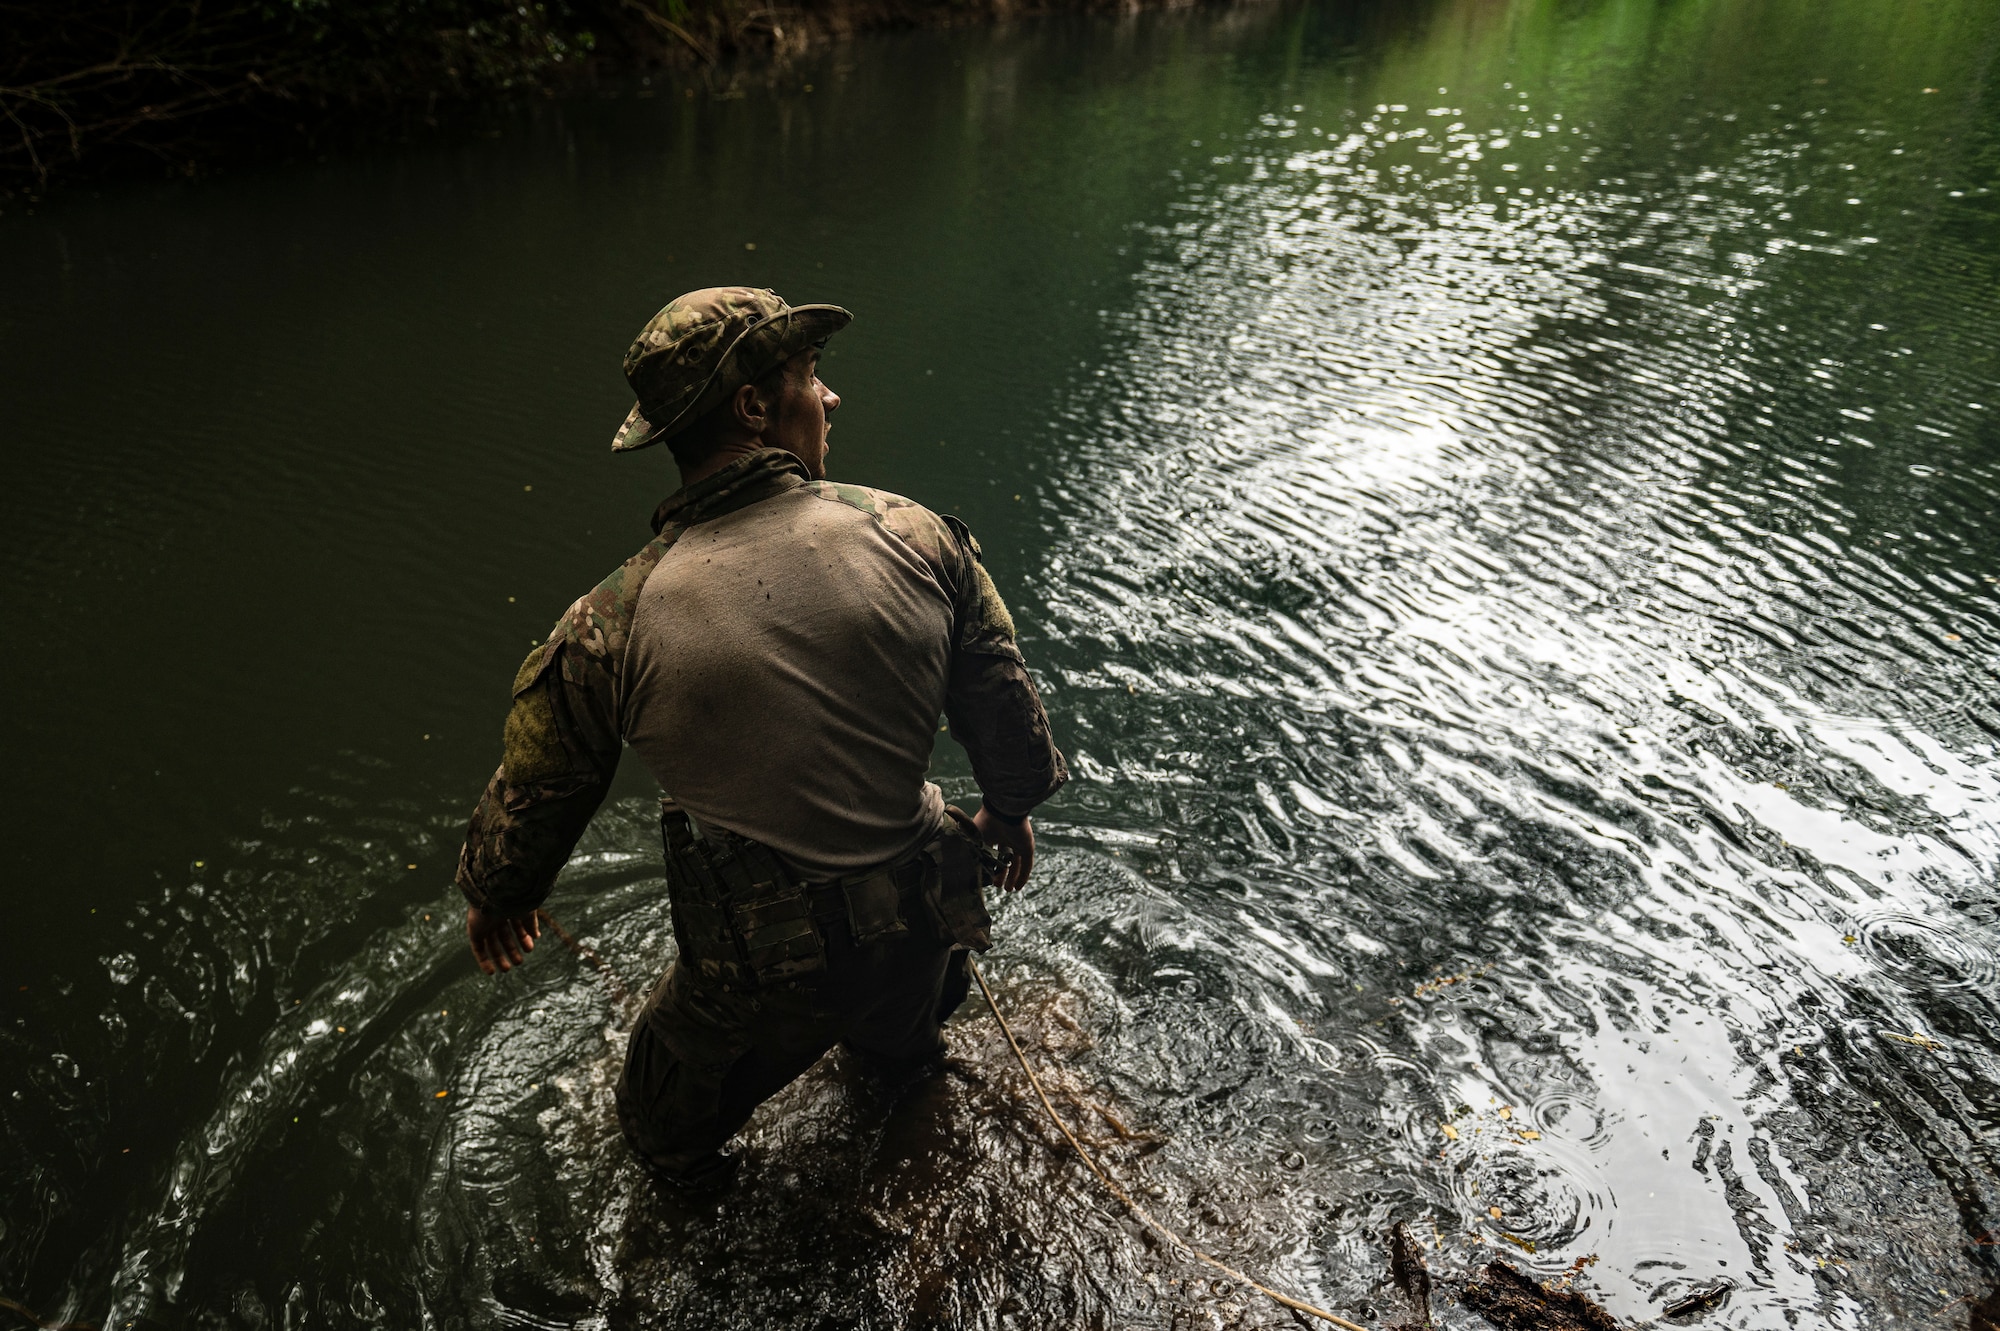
top-left (0, 0), bottom-right (1033, 190)
top-left (1, 0), bottom-right (594, 185)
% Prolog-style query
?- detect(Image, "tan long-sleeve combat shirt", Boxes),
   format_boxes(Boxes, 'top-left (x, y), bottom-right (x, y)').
top-left (456, 448), bottom-right (1067, 914)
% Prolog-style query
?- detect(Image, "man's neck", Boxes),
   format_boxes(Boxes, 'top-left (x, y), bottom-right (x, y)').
top-left (651, 446), bottom-right (810, 536)
top-left (675, 436), bottom-right (768, 489)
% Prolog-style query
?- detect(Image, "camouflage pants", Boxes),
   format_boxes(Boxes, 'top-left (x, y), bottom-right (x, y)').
top-left (615, 882), bottom-right (971, 1175)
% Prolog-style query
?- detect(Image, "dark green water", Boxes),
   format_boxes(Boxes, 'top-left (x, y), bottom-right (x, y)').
top-left (4, 0), bottom-right (2000, 1325)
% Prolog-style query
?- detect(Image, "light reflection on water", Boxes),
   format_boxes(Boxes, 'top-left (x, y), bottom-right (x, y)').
top-left (1015, 14), bottom-right (2000, 1320)
top-left (5, 0), bottom-right (2000, 1325)
top-left (1025, 30), bottom-right (2000, 1320)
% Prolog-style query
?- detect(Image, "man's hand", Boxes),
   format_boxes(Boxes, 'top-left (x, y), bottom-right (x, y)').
top-left (972, 806), bottom-right (1035, 893)
top-left (466, 906), bottom-right (541, 975)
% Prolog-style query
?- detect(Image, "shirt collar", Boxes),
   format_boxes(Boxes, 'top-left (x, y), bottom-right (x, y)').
top-left (650, 447), bottom-right (811, 535)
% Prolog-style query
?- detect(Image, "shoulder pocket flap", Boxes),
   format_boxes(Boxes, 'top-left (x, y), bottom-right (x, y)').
top-left (511, 641), bottom-right (560, 698)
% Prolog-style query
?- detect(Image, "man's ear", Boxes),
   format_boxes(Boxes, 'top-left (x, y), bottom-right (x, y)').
top-left (729, 381), bottom-right (769, 434)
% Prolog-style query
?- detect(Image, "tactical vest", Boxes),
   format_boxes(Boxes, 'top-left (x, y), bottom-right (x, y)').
top-left (660, 800), bottom-right (1001, 988)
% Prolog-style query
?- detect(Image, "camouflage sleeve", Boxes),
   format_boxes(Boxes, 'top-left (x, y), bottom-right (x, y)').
top-left (938, 517), bottom-right (1069, 821)
top-left (455, 526), bottom-right (682, 914)
top-left (453, 641), bottom-right (621, 915)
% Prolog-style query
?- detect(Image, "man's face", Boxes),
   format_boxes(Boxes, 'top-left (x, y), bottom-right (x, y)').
top-left (763, 348), bottom-right (840, 480)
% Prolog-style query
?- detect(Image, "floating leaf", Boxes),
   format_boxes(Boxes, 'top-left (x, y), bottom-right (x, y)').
top-left (1880, 1030), bottom-right (1943, 1051)
top-left (1517, 1129), bottom-right (1542, 1141)
top-left (1497, 1107), bottom-right (1513, 1120)
top-left (1488, 1206), bottom-right (1502, 1220)
top-left (1441, 1123), bottom-right (1460, 1141)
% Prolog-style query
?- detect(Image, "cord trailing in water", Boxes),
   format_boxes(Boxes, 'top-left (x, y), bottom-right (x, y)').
top-left (967, 957), bottom-right (1370, 1331)
top-left (536, 909), bottom-right (1369, 1329)
top-left (537, 909), bottom-right (633, 1007)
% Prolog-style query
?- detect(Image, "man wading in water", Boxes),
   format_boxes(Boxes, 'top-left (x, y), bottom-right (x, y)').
top-left (452, 287), bottom-right (1068, 1191)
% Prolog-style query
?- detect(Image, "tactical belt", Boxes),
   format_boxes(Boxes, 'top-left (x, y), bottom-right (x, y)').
top-left (659, 800), bottom-right (945, 989)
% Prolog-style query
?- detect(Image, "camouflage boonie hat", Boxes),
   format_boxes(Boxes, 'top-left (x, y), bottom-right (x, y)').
top-left (612, 286), bottom-right (852, 452)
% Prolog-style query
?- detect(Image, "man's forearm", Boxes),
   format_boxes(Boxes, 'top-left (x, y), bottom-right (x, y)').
top-left (946, 652), bottom-right (1068, 819)
top-left (455, 766), bottom-right (610, 916)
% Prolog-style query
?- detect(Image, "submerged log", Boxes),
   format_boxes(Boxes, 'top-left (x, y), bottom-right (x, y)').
top-left (1661, 1279), bottom-right (1733, 1319)
top-left (1460, 1261), bottom-right (1617, 1331)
